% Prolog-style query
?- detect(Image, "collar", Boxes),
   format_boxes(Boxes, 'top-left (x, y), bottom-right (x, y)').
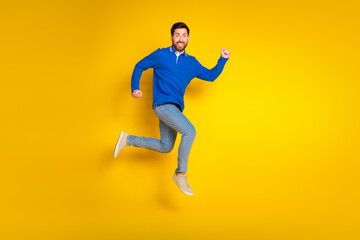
top-left (169, 45), bottom-right (188, 57)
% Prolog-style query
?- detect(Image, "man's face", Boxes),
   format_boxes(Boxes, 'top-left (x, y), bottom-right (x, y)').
top-left (171, 28), bottom-right (189, 52)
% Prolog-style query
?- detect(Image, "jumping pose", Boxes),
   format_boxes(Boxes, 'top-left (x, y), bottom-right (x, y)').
top-left (114, 22), bottom-right (230, 195)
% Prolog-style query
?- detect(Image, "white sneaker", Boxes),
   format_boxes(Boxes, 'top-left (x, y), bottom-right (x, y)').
top-left (172, 174), bottom-right (194, 196)
top-left (114, 131), bottom-right (129, 158)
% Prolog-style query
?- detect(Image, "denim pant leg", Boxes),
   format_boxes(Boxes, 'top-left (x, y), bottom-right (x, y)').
top-left (154, 104), bottom-right (196, 174)
top-left (127, 119), bottom-right (177, 153)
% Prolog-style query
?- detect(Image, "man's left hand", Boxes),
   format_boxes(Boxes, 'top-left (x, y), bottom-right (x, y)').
top-left (221, 48), bottom-right (231, 58)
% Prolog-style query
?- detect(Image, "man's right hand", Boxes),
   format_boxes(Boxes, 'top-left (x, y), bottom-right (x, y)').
top-left (132, 90), bottom-right (142, 98)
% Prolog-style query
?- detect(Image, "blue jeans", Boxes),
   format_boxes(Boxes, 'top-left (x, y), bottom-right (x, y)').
top-left (127, 103), bottom-right (196, 174)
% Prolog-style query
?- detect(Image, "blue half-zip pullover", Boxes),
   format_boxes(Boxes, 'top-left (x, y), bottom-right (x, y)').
top-left (131, 45), bottom-right (229, 111)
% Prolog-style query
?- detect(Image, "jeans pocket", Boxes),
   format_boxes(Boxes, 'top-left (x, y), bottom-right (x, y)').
top-left (155, 104), bottom-right (166, 111)
top-left (154, 105), bottom-right (169, 117)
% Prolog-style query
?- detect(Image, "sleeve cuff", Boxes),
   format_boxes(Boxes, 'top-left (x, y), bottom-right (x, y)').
top-left (220, 56), bottom-right (229, 62)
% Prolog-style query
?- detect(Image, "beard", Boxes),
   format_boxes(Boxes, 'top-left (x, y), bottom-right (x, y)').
top-left (172, 40), bottom-right (188, 52)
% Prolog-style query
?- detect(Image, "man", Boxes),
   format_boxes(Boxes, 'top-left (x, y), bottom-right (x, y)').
top-left (114, 22), bottom-right (230, 196)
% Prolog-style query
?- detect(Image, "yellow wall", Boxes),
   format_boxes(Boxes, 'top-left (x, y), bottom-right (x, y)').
top-left (1, 0), bottom-right (359, 239)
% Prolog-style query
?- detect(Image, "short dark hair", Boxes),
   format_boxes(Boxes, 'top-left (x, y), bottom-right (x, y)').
top-left (171, 22), bottom-right (189, 36)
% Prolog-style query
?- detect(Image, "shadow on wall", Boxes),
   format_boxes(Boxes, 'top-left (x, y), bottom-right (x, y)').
top-left (99, 144), bottom-right (179, 211)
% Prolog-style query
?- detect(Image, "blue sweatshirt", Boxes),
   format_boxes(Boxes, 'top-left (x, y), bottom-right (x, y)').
top-left (131, 45), bottom-right (229, 111)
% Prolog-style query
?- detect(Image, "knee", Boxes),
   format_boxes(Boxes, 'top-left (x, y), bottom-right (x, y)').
top-left (186, 126), bottom-right (196, 139)
top-left (160, 143), bottom-right (174, 153)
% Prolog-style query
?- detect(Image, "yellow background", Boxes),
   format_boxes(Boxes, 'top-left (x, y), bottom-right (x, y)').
top-left (1, 0), bottom-right (359, 239)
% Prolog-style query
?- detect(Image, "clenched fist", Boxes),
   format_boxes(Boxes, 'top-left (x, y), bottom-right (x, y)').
top-left (132, 90), bottom-right (142, 98)
top-left (221, 48), bottom-right (231, 58)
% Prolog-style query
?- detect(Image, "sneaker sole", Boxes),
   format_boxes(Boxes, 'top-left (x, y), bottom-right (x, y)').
top-left (114, 131), bottom-right (124, 158)
top-left (172, 176), bottom-right (194, 196)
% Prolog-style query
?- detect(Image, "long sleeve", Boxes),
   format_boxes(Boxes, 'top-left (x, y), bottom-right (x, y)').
top-left (131, 48), bottom-right (159, 91)
top-left (194, 56), bottom-right (229, 82)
